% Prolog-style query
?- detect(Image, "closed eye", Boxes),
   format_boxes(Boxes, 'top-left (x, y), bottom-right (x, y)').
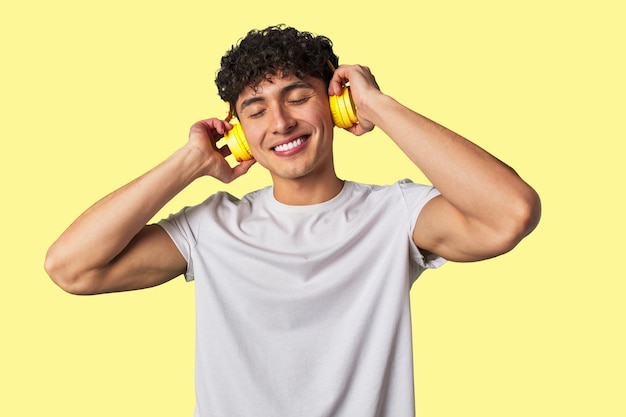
top-left (289, 95), bottom-right (312, 105)
top-left (248, 109), bottom-right (266, 118)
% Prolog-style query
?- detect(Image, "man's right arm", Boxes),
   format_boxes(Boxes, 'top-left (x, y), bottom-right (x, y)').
top-left (44, 119), bottom-right (255, 295)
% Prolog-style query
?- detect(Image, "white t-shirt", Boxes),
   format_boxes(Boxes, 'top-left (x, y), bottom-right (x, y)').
top-left (158, 179), bottom-right (445, 417)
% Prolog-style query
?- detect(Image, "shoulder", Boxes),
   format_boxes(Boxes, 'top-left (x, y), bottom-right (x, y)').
top-left (347, 179), bottom-right (439, 205)
top-left (337, 180), bottom-right (440, 232)
top-left (159, 187), bottom-right (270, 229)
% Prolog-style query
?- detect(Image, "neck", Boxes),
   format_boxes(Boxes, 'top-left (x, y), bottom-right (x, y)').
top-left (271, 171), bottom-right (344, 206)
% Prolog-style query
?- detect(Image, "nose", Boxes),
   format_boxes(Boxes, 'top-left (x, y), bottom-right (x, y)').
top-left (270, 104), bottom-right (296, 134)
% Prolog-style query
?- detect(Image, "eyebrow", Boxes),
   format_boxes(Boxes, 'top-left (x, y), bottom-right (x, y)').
top-left (239, 80), bottom-right (316, 113)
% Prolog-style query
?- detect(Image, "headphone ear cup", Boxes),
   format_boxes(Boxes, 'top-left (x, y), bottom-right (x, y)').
top-left (224, 123), bottom-right (253, 161)
top-left (329, 87), bottom-right (358, 128)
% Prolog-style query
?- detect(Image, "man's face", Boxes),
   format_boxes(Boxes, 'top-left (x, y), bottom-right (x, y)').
top-left (235, 74), bottom-right (335, 183)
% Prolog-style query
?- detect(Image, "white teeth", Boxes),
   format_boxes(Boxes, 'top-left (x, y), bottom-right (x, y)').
top-left (274, 137), bottom-right (305, 152)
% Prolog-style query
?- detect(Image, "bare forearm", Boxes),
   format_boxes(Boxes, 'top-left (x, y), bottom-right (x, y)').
top-left (329, 64), bottom-right (539, 259)
top-left (45, 146), bottom-right (207, 279)
top-left (364, 93), bottom-right (540, 236)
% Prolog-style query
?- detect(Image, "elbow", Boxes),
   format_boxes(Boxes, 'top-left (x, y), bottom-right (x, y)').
top-left (44, 250), bottom-right (78, 294)
top-left (44, 248), bottom-right (96, 296)
top-left (515, 187), bottom-right (542, 239)
top-left (495, 188), bottom-right (542, 255)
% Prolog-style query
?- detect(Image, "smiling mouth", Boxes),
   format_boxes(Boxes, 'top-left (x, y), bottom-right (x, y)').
top-left (272, 136), bottom-right (309, 152)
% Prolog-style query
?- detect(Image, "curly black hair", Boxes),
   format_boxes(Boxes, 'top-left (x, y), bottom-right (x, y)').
top-left (215, 25), bottom-right (339, 110)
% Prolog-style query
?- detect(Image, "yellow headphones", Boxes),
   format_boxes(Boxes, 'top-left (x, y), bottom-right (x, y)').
top-left (224, 85), bottom-right (357, 162)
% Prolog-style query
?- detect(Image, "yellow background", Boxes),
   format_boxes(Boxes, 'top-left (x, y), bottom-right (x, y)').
top-left (1, 0), bottom-right (624, 415)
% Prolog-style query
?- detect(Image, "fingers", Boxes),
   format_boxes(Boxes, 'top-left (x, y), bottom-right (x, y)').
top-left (345, 122), bottom-right (374, 136)
top-left (328, 64), bottom-right (379, 95)
top-left (187, 118), bottom-right (256, 183)
top-left (231, 159), bottom-right (256, 180)
top-left (189, 118), bottom-right (233, 140)
top-left (218, 158), bottom-right (256, 184)
top-left (328, 72), bottom-right (346, 96)
top-left (328, 64), bottom-right (380, 135)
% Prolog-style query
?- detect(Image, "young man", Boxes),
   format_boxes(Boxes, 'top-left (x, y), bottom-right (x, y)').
top-left (45, 25), bottom-right (540, 417)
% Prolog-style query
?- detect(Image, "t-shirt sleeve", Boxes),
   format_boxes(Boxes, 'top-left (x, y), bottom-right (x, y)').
top-left (157, 202), bottom-right (206, 282)
top-left (396, 179), bottom-right (447, 274)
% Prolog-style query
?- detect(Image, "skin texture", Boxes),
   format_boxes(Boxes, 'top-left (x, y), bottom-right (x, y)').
top-left (235, 75), bottom-right (342, 205)
top-left (45, 64), bottom-right (540, 295)
top-left (328, 65), bottom-right (541, 261)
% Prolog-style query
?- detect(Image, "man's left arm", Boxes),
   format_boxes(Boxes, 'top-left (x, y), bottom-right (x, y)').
top-left (329, 65), bottom-right (541, 262)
